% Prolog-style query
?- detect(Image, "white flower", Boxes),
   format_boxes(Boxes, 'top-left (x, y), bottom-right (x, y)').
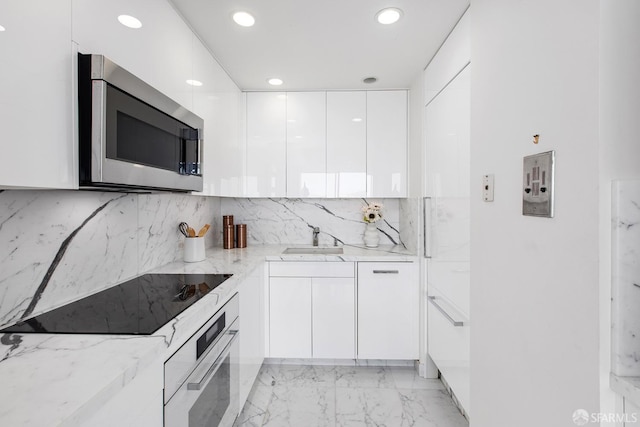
top-left (361, 202), bottom-right (384, 223)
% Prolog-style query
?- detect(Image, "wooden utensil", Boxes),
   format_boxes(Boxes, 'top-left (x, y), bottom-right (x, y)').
top-left (197, 224), bottom-right (210, 237)
top-left (187, 226), bottom-right (196, 237)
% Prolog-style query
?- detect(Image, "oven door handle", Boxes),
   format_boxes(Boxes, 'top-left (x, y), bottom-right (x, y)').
top-left (187, 328), bottom-right (239, 391)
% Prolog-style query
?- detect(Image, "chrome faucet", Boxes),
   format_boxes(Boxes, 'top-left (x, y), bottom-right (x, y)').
top-left (312, 227), bottom-right (320, 246)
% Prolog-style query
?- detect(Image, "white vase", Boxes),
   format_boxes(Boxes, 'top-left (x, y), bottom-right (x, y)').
top-left (363, 222), bottom-right (379, 247)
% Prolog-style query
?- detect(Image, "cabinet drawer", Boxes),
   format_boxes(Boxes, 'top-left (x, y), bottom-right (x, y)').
top-left (269, 261), bottom-right (354, 278)
top-left (427, 292), bottom-right (469, 413)
top-left (357, 262), bottom-right (414, 281)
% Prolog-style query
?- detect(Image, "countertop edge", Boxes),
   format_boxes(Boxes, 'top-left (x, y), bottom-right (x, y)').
top-left (610, 373), bottom-right (640, 408)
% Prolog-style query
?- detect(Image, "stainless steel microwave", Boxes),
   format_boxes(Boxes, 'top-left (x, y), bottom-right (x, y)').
top-left (78, 54), bottom-right (204, 192)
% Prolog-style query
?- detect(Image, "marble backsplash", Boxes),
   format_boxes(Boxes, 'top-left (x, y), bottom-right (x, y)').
top-left (611, 180), bottom-right (640, 376)
top-left (0, 191), bottom-right (415, 328)
top-left (0, 190), bottom-right (220, 328)
top-left (219, 198), bottom-right (404, 247)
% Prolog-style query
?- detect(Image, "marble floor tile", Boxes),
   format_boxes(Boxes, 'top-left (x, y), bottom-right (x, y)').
top-left (397, 389), bottom-right (469, 427)
top-left (262, 385), bottom-right (336, 427)
top-left (234, 364), bottom-right (468, 427)
top-left (277, 364), bottom-right (337, 388)
top-left (389, 366), bottom-right (445, 390)
top-left (335, 365), bottom-right (395, 389)
top-left (335, 387), bottom-right (404, 426)
top-left (235, 385), bottom-right (272, 427)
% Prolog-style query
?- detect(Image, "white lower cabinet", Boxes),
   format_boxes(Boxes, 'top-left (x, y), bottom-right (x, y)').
top-left (427, 291), bottom-right (470, 413)
top-left (268, 262), bottom-right (355, 359)
top-left (312, 278), bottom-right (355, 359)
top-left (84, 360), bottom-right (163, 427)
top-left (357, 262), bottom-right (419, 360)
top-left (238, 263), bottom-right (266, 408)
top-left (269, 277), bottom-right (313, 358)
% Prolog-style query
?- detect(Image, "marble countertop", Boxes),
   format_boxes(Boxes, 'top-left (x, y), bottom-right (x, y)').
top-left (0, 244), bottom-right (415, 427)
top-left (611, 374), bottom-right (640, 409)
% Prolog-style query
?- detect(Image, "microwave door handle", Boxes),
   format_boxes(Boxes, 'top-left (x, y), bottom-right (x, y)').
top-left (187, 329), bottom-right (238, 391)
top-left (91, 80), bottom-right (108, 182)
top-left (180, 128), bottom-right (202, 176)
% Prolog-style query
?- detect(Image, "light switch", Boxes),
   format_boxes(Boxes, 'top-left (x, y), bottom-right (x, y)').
top-left (482, 174), bottom-right (494, 202)
top-left (523, 150), bottom-right (555, 218)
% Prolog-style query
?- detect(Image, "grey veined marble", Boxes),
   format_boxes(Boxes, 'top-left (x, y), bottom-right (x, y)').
top-left (220, 198), bottom-right (403, 247)
top-left (611, 180), bottom-right (640, 377)
top-left (234, 364), bottom-right (468, 427)
top-left (0, 190), bottom-right (220, 328)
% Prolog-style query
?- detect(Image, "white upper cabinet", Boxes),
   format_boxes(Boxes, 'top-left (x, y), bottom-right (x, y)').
top-left (423, 11), bottom-right (470, 106)
top-left (0, 0), bottom-right (76, 189)
top-left (72, 0), bottom-right (194, 110)
top-left (326, 92), bottom-right (367, 198)
top-left (366, 91), bottom-right (408, 197)
top-left (244, 89), bottom-right (407, 198)
top-left (286, 92), bottom-right (326, 197)
top-left (191, 37), bottom-right (244, 197)
top-left (246, 92), bottom-right (287, 197)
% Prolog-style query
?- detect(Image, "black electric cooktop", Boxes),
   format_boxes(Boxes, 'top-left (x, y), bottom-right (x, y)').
top-left (0, 274), bottom-right (232, 335)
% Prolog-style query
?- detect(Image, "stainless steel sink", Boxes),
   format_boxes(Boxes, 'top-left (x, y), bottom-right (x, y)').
top-left (282, 247), bottom-right (344, 255)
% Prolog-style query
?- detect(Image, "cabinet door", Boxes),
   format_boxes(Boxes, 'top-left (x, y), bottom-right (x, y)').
top-left (357, 262), bottom-right (418, 359)
top-left (269, 277), bottom-right (312, 358)
top-left (312, 278), bottom-right (355, 359)
top-left (366, 91), bottom-right (408, 197)
top-left (425, 66), bottom-right (470, 314)
top-left (0, 0), bottom-right (75, 189)
top-left (286, 92), bottom-right (326, 197)
top-left (246, 92), bottom-right (286, 197)
top-left (72, 0), bottom-right (193, 110)
top-left (427, 292), bottom-right (469, 414)
top-left (192, 37), bottom-right (244, 197)
top-left (326, 92), bottom-right (367, 197)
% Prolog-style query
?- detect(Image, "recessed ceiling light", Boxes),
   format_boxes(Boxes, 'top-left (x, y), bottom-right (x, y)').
top-left (117, 15), bottom-right (142, 29)
top-left (233, 11), bottom-right (255, 27)
top-left (375, 8), bottom-right (403, 25)
top-left (352, 118), bottom-right (363, 122)
top-left (363, 77), bottom-right (378, 84)
top-left (0, 25), bottom-right (6, 32)
top-left (268, 78), bottom-right (283, 86)
top-left (186, 79), bottom-right (203, 87)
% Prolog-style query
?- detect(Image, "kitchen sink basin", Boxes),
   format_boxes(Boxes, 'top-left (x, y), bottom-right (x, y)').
top-left (282, 247), bottom-right (344, 255)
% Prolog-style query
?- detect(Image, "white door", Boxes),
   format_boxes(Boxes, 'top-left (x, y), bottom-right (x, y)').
top-left (286, 92), bottom-right (326, 197)
top-left (424, 64), bottom-right (471, 414)
top-left (366, 91), bottom-right (408, 197)
top-left (246, 92), bottom-right (287, 197)
top-left (326, 91), bottom-right (367, 197)
top-left (312, 278), bottom-right (355, 359)
top-left (357, 262), bottom-right (418, 360)
top-left (269, 277), bottom-right (312, 358)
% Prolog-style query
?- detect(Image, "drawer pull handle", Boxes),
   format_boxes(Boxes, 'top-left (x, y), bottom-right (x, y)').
top-left (428, 296), bottom-right (464, 327)
top-left (372, 270), bottom-right (399, 274)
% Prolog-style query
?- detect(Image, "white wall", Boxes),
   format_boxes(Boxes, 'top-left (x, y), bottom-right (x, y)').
top-left (600, 0), bottom-right (640, 420)
top-left (470, 1), bottom-right (600, 426)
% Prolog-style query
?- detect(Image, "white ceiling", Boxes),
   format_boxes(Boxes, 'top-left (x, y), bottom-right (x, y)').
top-left (170, 0), bottom-right (469, 91)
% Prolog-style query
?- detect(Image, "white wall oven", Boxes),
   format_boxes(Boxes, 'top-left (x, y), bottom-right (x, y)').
top-left (164, 294), bottom-right (239, 427)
